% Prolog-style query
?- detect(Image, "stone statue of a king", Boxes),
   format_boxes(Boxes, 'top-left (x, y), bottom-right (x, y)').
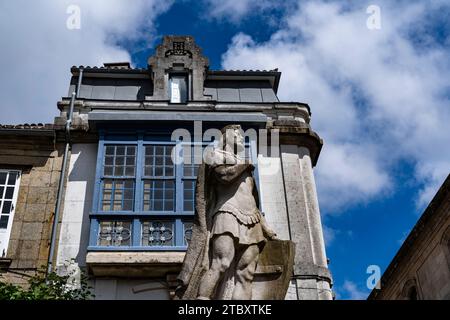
top-left (176, 125), bottom-right (293, 300)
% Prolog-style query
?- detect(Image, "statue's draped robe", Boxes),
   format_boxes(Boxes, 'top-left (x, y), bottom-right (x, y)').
top-left (176, 162), bottom-right (260, 299)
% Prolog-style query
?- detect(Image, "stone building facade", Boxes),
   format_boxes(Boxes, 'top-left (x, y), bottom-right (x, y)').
top-left (1, 35), bottom-right (333, 300)
top-left (369, 175), bottom-right (450, 300)
top-left (0, 124), bottom-right (64, 285)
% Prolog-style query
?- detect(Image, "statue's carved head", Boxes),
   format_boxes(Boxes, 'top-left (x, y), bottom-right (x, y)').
top-left (220, 124), bottom-right (245, 154)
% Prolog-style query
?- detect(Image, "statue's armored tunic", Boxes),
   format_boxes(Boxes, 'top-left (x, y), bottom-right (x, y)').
top-left (211, 166), bottom-right (266, 245)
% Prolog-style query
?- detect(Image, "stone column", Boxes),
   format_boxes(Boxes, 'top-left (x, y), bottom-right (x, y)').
top-left (274, 123), bottom-right (333, 300)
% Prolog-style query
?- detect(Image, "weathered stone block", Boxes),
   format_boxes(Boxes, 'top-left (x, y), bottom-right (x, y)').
top-left (50, 171), bottom-right (61, 187)
top-left (9, 221), bottom-right (23, 240)
top-left (46, 187), bottom-right (58, 204)
top-left (20, 222), bottom-right (43, 240)
top-left (29, 170), bottom-right (52, 187)
top-left (27, 187), bottom-right (50, 204)
top-left (17, 259), bottom-right (37, 269)
top-left (5, 239), bottom-right (19, 259)
top-left (23, 204), bottom-right (47, 222)
top-left (38, 241), bottom-right (50, 263)
top-left (18, 240), bottom-right (40, 262)
top-left (17, 186), bottom-right (29, 204)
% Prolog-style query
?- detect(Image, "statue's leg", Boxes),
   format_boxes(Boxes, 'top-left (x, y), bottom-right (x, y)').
top-left (197, 233), bottom-right (235, 299)
top-left (232, 244), bottom-right (260, 300)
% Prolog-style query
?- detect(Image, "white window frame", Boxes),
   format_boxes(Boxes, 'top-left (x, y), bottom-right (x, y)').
top-left (0, 170), bottom-right (21, 258)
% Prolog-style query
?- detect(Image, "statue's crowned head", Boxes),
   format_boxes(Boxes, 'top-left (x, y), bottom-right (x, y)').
top-left (220, 124), bottom-right (245, 153)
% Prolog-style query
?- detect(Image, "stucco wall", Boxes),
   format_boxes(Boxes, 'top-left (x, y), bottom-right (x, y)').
top-left (56, 143), bottom-right (97, 270)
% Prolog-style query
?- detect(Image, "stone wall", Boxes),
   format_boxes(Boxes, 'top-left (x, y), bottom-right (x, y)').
top-left (370, 176), bottom-right (450, 300)
top-left (0, 132), bottom-right (63, 285)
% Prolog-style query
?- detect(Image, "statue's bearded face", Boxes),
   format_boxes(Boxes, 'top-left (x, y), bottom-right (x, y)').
top-left (224, 128), bottom-right (245, 153)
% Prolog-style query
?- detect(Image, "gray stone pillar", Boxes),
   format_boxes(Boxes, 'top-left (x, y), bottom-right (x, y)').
top-left (280, 144), bottom-right (333, 300)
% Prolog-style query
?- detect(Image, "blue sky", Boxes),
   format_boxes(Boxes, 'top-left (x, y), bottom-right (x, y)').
top-left (1, 0), bottom-right (449, 299)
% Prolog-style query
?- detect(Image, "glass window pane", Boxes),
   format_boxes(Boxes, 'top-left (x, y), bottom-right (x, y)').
top-left (103, 145), bottom-right (136, 178)
top-left (183, 180), bottom-right (195, 212)
top-left (2, 201), bottom-right (12, 214)
top-left (101, 179), bottom-right (134, 212)
top-left (144, 145), bottom-right (174, 177)
top-left (0, 173), bottom-right (7, 185)
top-left (143, 180), bottom-right (175, 212)
top-left (155, 166), bottom-right (163, 176)
top-left (0, 215), bottom-right (9, 229)
top-left (124, 180), bottom-right (134, 189)
top-left (145, 146), bottom-right (153, 155)
top-left (142, 221), bottom-right (174, 246)
top-left (102, 201), bottom-right (111, 211)
top-left (7, 172), bottom-right (17, 185)
top-left (103, 189), bottom-right (112, 201)
top-left (126, 146), bottom-right (136, 156)
top-left (165, 166), bottom-right (174, 176)
top-left (165, 200), bottom-right (174, 211)
top-left (104, 156), bottom-right (114, 165)
top-left (170, 75), bottom-right (187, 103)
top-left (98, 221), bottom-right (131, 246)
top-left (116, 146), bottom-right (125, 155)
top-left (155, 146), bottom-right (163, 156)
top-left (123, 200), bottom-right (133, 211)
top-left (154, 200), bottom-right (163, 211)
top-left (5, 187), bottom-right (14, 199)
top-left (113, 201), bottom-right (122, 211)
top-left (103, 180), bottom-right (113, 189)
top-left (114, 166), bottom-right (124, 176)
top-left (105, 146), bottom-right (115, 155)
top-left (104, 166), bottom-right (113, 176)
top-left (183, 201), bottom-right (193, 212)
top-left (125, 166), bottom-right (135, 176)
top-left (115, 156), bottom-right (124, 166)
top-left (124, 189), bottom-right (133, 200)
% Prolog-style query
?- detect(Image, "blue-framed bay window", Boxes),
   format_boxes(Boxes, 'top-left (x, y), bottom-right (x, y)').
top-left (88, 130), bottom-right (259, 251)
top-left (89, 132), bottom-right (198, 251)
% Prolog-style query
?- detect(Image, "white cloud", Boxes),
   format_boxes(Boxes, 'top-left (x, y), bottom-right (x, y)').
top-left (220, 0), bottom-right (450, 212)
top-left (323, 225), bottom-right (337, 246)
top-left (0, 0), bottom-right (172, 124)
top-left (341, 280), bottom-right (368, 300)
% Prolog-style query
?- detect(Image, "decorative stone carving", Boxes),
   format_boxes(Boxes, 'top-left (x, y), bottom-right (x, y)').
top-left (175, 124), bottom-right (295, 300)
top-left (147, 35), bottom-right (209, 101)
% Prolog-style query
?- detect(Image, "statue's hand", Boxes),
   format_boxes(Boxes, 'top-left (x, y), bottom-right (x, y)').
top-left (264, 228), bottom-right (278, 240)
top-left (260, 211), bottom-right (277, 240)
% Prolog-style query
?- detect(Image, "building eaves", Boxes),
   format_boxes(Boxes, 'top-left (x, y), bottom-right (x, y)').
top-left (207, 69), bottom-right (282, 93)
top-left (71, 65), bottom-right (148, 76)
top-left (0, 123), bottom-right (56, 136)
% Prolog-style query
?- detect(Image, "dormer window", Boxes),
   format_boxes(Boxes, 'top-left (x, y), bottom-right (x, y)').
top-left (169, 73), bottom-right (188, 103)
